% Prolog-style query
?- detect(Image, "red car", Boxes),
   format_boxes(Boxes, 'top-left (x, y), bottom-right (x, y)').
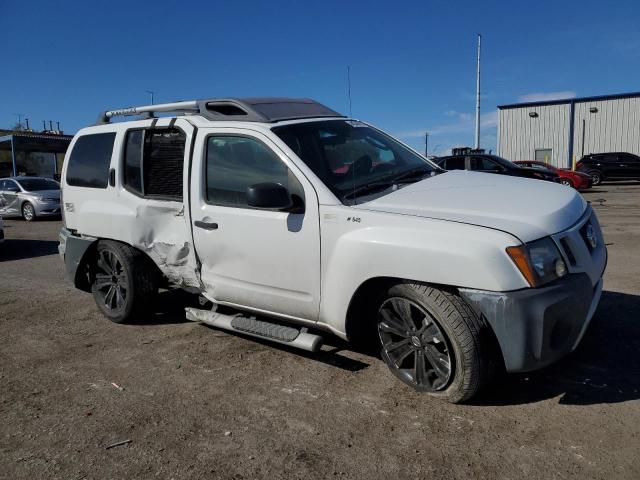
top-left (515, 161), bottom-right (592, 190)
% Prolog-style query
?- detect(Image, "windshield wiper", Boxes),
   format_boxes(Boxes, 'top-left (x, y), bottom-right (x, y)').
top-left (393, 166), bottom-right (435, 184)
top-left (343, 181), bottom-right (396, 200)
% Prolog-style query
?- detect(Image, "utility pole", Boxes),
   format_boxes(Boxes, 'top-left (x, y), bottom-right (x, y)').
top-left (474, 34), bottom-right (482, 149)
top-left (146, 90), bottom-right (155, 105)
top-left (425, 131), bottom-right (429, 157)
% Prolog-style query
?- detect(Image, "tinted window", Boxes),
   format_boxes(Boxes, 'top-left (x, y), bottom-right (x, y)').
top-left (445, 157), bottom-right (465, 170)
top-left (124, 128), bottom-right (185, 200)
top-left (619, 153), bottom-right (640, 163)
top-left (470, 157), bottom-right (501, 171)
top-left (66, 133), bottom-right (116, 188)
top-left (124, 130), bottom-right (144, 195)
top-left (16, 178), bottom-right (59, 191)
top-left (206, 136), bottom-right (300, 208)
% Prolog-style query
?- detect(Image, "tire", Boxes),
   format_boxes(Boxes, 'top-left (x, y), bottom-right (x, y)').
top-left (22, 202), bottom-right (36, 221)
top-left (376, 283), bottom-right (490, 403)
top-left (560, 178), bottom-right (574, 188)
top-left (587, 170), bottom-right (602, 185)
top-left (91, 240), bottom-right (158, 323)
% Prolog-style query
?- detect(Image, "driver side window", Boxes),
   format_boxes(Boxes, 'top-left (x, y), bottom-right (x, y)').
top-left (206, 135), bottom-right (303, 209)
top-left (1, 180), bottom-right (19, 192)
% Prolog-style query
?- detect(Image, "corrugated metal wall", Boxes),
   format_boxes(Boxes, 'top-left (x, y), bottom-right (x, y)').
top-left (498, 95), bottom-right (640, 168)
top-left (572, 97), bottom-right (640, 159)
top-left (498, 104), bottom-right (570, 168)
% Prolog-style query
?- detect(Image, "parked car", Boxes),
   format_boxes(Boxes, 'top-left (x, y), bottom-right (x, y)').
top-left (435, 153), bottom-right (560, 183)
top-left (515, 161), bottom-right (592, 189)
top-left (576, 152), bottom-right (640, 185)
top-left (0, 177), bottom-right (61, 221)
top-left (58, 97), bottom-right (606, 403)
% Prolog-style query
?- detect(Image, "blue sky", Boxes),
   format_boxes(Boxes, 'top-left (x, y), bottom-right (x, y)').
top-left (1, 0), bottom-right (639, 155)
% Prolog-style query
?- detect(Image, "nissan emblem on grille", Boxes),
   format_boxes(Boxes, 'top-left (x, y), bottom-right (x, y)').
top-left (585, 224), bottom-right (597, 249)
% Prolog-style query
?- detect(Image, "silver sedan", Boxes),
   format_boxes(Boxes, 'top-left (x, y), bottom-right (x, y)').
top-left (0, 177), bottom-right (61, 221)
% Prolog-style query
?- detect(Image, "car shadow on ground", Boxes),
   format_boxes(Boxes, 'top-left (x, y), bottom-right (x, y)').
top-left (133, 289), bottom-right (199, 325)
top-left (135, 290), bottom-right (371, 371)
top-left (0, 239), bottom-right (60, 261)
top-left (471, 290), bottom-right (640, 406)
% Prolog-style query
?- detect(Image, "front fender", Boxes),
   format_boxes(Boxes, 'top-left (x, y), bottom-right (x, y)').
top-left (318, 211), bottom-right (528, 336)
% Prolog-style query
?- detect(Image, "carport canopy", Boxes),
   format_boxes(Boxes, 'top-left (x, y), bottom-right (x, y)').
top-left (0, 132), bottom-right (73, 178)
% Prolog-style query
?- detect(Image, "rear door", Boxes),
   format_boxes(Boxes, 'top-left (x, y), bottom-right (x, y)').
top-left (190, 128), bottom-right (321, 321)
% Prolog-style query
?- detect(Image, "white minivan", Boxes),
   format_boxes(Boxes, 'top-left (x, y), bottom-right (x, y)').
top-left (59, 98), bottom-right (606, 402)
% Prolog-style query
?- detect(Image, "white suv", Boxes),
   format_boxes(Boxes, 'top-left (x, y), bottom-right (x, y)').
top-left (59, 98), bottom-right (606, 402)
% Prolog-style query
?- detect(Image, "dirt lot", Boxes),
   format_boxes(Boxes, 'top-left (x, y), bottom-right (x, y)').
top-left (1, 183), bottom-right (639, 480)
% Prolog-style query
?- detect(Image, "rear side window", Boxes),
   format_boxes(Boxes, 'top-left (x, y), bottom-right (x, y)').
top-left (206, 135), bottom-right (302, 208)
top-left (470, 157), bottom-right (500, 171)
top-left (445, 157), bottom-right (465, 170)
top-left (124, 128), bottom-right (185, 200)
top-left (66, 133), bottom-right (116, 188)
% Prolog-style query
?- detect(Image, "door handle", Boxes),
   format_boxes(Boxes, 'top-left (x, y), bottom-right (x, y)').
top-left (194, 220), bottom-right (219, 230)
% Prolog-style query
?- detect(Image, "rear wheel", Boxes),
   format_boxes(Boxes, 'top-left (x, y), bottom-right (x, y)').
top-left (376, 283), bottom-right (490, 403)
top-left (91, 241), bottom-right (158, 323)
top-left (588, 170), bottom-right (602, 185)
top-left (560, 178), bottom-right (574, 188)
top-left (22, 202), bottom-right (36, 221)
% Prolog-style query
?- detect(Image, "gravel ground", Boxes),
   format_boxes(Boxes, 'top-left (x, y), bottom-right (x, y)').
top-left (1, 183), bottom-right (639, 479)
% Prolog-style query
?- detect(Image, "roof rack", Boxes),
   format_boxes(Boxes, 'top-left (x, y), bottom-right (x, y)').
top-left (96, 97), bottom-right (344, 125)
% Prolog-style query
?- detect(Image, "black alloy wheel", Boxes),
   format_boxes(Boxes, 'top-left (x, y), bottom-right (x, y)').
top-left (378, 297), bottom-right (453, 391)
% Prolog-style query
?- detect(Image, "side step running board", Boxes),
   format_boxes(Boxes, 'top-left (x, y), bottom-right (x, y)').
top-left (185, 307), bottom-right (323, 352)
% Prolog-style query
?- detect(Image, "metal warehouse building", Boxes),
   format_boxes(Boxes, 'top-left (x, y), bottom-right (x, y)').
top-left (497, 92), bottom-right (640, 168)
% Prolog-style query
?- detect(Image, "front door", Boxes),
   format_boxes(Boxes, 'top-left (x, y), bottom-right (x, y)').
top-left (190, 128), bottom-right (321, 321)
top-left (615, 153), bottom-right (640, 178)
top-left (0, 179), bottom-right (21, 216)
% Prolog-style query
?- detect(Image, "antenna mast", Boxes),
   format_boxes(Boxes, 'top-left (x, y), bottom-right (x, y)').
top-left (347, 65), bottom-right (353, 118)
top-left (474, 34), bottom-right (481, 149)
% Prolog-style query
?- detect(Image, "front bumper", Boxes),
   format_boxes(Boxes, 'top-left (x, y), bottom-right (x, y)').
top-left (460, 273), bottom-right (603, 372)
top-left (34, 200), bottom-right (61, 216)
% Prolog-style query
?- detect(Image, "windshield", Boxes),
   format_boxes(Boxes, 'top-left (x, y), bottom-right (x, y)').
top-left (272, 120), bottom-right (439, 203)
top-left (16, 178), bottom-right (59, 191)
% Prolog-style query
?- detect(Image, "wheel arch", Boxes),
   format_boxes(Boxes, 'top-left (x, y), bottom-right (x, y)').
top-left (344, 276), bottom-right (505, 374)
top-left (345, 276), bottom-right (458, 342)
top-left (69, 237), bottom-right (164, 292)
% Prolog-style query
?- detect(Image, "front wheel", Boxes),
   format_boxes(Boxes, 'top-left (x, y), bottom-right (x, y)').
top-left (91, 241), bottom-right (158, 323)
top-left (22, 202), bottom-right (36, 221)
top-left (377, 283), bottom-right (490, 403)
top-left (588, 170), bottom-right (602, 185)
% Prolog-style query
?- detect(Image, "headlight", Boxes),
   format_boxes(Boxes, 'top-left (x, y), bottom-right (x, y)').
top-left (506, 237), bottom-right (567, 287)
top-left (32, 194), bottom-right (44, 200)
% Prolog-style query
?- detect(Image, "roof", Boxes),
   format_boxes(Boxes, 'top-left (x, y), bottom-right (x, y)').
top-left (99, 97), bottom-right (345, 124)
top-left (497, 91), bottom-right (640, 110)
top-left (0, 129), bottom-right (73, 141)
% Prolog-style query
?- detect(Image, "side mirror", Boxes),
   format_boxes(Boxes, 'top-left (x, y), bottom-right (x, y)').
top-left (246, 182), bottom-right (293, 210)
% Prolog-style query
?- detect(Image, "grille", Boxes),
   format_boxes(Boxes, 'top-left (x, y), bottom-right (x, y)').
top-left (559, 237), bottom-right (577, 266)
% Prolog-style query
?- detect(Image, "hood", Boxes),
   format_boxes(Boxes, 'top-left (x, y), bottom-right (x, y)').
top-left (26, 189), bottom-right (61, 199)
top-left (358, 170), bottom-right (586, 242)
